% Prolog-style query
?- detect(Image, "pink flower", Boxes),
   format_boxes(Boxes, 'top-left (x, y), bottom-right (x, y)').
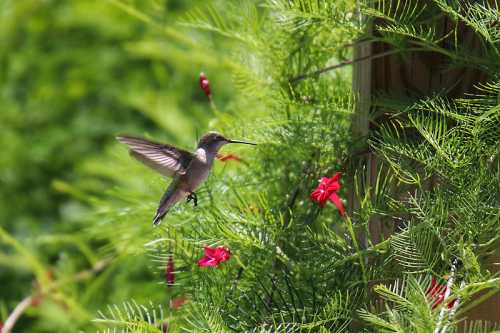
top-left (310, 172), bottom-right (345, 216)
top-left (165, 255), bottom-right (175, 287)
top-left (198, 246), bottom-right (231, 267)
top-left (199, 72), bottom-right (212, 99)
top-left (426, 277), bottom-right (456, 309)
top-left (216, 153), bottom-right (243, 162)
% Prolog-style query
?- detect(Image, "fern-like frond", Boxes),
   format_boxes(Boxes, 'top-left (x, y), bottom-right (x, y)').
top-left (180, 2), bottom-right (260, 47)
top-left (243, 322), bottom-right (302, 333)
top-left (95, 301), bottom-right (166, 333)
top-left (362, 0), bottom-right (428, 25)
top-left (266, 0), bottom-right (359, 35)
top-left (408, 110), bottom-right (470, 169)
top-left (391, 223), bottom-right (442, 273)
top-left (361, 276), bottom-right (438, 332)
top-left (433, 0), bottom-right (500, 48)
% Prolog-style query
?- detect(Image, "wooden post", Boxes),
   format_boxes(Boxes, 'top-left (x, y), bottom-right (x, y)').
top-left (350, 2), bottom-right (499, 328)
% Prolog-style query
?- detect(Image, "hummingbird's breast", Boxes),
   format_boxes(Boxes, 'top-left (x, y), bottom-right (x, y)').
top-left (185, 148), bottom-right (214, 192)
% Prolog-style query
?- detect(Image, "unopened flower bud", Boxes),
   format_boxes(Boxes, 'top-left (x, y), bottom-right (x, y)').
top-left (199, 72), bottom-right (212, 99)
top-left (165, 255), bottom-right (175, 287)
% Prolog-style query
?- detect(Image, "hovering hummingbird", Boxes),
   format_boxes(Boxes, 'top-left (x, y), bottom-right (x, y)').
top-left (116, 132), bottom-right (256, 225)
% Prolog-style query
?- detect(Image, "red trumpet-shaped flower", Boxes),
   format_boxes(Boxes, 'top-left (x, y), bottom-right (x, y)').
top-left (165, 255), bottom-right (175, 287)
top-left (216, 153), bottom-right (243, 162)
top-left (426, 277), bottom-right (456, 310)
top-left (199, 72), bottom-right (212, 99)
top-left (310, 172), bottom-right (345, 216)
top-left (197, 246), bottom-right (231, 267)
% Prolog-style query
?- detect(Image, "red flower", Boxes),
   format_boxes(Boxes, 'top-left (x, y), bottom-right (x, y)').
top-left (165, 255), bottom-right (175, 287)
top-left (310, 172), bottom-right (345, 216)
top-left (426, 277), bottom-right (456, 310)
top-left (197, 246), bottom-right (231, 267)
top-left (170, 296), bottom-right (187, 310)
top-left (199, 72), bottom-right (212, 99)
top-left (216, 153), bottom-right (243, 162)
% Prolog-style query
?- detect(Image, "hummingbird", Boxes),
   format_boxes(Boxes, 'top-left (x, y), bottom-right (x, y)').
top-left (116, 132), bottom-right (256, 226)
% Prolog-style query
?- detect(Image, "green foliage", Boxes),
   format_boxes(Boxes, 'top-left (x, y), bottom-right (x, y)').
top-left (95, 301), bottom-right (167, 333)
top-left (1, 0), bottom-right (499, 332)
top-left (0, 0), bottom-right (233, 331)
top-left (359, 276), bottom-right (438, 332)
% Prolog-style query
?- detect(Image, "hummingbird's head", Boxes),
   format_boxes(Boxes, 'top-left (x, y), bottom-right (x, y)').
top-left (198, 132), bottom-right (256, 152)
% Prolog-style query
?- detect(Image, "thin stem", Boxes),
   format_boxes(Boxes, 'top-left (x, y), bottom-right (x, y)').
top-left (434, 259), bottom-right (458, 333)
top-left (1, 296), bottom-right (33, 333)
top-left (329, 236), bottom-right (391, 271)
top-left (289, 48), bottom-right (420, 83)
top-left (226, 267), bottom-right (244, 301)
top-left (0, 258), bottom-right (112, 333)
top-left (0, 227), bottom-right (49, 287)
top-left (440, 280), bottom-right (465, 333)
top-left (209, 98), bottom-right (219, 113)
top-left (345, 215), bottom-right (368, 287)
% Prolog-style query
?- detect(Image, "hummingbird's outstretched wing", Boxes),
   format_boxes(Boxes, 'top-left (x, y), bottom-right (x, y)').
top-left (116, 135), bottom-right (194, 177)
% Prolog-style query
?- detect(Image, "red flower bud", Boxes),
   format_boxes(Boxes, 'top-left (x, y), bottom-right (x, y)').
top-left (199, 72), bottom-right (212, 99)
top-left (199, 72), bottom-right (207, 85)
top-left (165, 255), bottom-right (175, 287)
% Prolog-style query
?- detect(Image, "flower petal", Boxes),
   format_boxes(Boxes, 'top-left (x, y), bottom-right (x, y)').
top-left (203, 246), bottom-right (218, 257)
top-left (426, 276), bottom-right (449, 309)
top-left (198, 256), bottom-right (218, 267)
top-left (329, 192), bottom-right (345, 216)
top-left (214, 246), bottom-right (231, 262)
top-left (310, 189), bottom-right (328, 207)
top-left (198, 246), bottom-right (231, 267)
top-left (331, 172), bottom-right (342, 182)
top-left (326, 181), bottom-right (340, 192)
top-left (311, 173), bottom-right (343, 209)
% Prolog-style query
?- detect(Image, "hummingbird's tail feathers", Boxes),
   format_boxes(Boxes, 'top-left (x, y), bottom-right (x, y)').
top-left (152, 212), bottom-right (165, 226)
top-left (152, 182), bottom-right (187, 226)
top-left (152, 194), bottom-right (172, 226)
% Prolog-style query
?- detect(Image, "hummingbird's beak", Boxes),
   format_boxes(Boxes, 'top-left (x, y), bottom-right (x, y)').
top-left (228, 139), bottom-right (257, 145)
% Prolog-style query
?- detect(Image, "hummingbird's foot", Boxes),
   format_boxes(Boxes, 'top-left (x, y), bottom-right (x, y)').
top-left (186, 192), bottom-right (198, 207)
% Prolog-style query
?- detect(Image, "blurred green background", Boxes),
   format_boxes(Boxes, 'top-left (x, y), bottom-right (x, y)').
top-left (0, 0), bottom-right (235, 331)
